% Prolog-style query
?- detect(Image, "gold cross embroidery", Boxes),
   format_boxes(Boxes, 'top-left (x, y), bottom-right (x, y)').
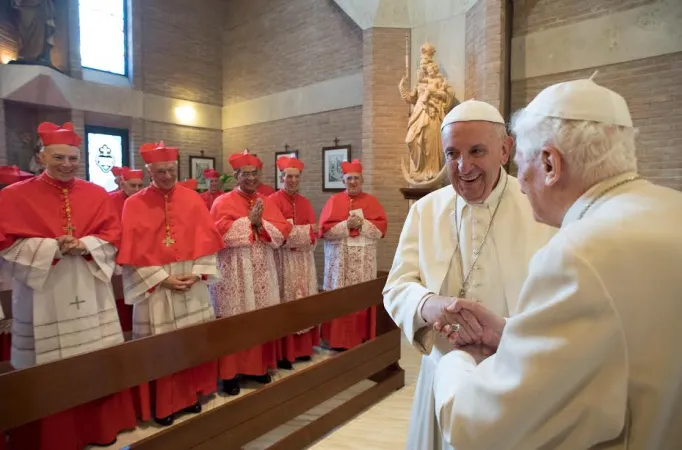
top-left (163, 235), bottom-right (176, 247)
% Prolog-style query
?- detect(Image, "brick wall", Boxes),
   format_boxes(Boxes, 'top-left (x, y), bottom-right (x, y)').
top-left (141, 0), bottom-right (224, 106)
top-left (512, 0), bottom-right (657, 37)
top-left (144, 121), bottom-right (223, 181)
top-left (465, 0), bottom-right (508, 111)
top-left (222, 106), bottom-right (363, 278)
top-left (223, 0), bottom-right (363, 104)
top-left (511, 52), bottom-right (682, 190)
top-left (361, 28), bottom-right (411, 271)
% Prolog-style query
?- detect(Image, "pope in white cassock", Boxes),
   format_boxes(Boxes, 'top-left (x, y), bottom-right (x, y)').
top-left (383, 100), bottom-right (554, 450)
top-left (431, 77), bottom-right (682, 449)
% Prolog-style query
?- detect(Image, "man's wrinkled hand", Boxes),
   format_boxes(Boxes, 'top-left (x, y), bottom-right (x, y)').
top-left (423, 295), bottom-right (482, 345)
top-left (176, 274), bottom-right (200, 288)
top-left (347, 215), bottom-right (363, 229)
top-left (249, 199), bottom-right (263, 226)
top-left (162, 275), bottom-right (190, 291)
top-left (440, 299), bottom-right (506, 350)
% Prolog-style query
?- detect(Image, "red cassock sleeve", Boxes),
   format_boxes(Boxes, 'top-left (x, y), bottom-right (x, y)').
top-left (318, 194), bottom-right (346, 237)
top-left (363, 195), bottom-right (388, 237)
top-left (260, 196), bottom-right (293, 242)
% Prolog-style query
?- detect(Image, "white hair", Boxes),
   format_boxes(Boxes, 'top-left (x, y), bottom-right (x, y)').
top-left (511, 109), bottom-right (638, 187)
top-left (145, 161), bottom-right (178, 170)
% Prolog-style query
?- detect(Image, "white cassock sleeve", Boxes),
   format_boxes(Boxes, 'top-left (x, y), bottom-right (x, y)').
top-left (79, 235), bottom-right (117, 282)
top-left (382, 205), bottom-right (433, 353)
top-left (0, 238), bottom-right (60, 291)
top-left (122, 265), bottom-right (170, 304)
top-left (192, 253), bottom-right (220, 284)
top-left (433, 243), bottom-right (629, 449)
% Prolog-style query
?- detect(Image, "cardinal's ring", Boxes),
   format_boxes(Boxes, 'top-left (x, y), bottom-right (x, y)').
top-left (451, 323), bottom-right (461, 332)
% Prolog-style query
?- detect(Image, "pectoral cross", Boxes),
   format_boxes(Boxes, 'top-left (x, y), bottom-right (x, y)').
top-left (163, 235), bottom-right (175, 247)
top-left (63, 223), bottom-right (76, 236)
top-left (70, 296), bottom-right (85, 310)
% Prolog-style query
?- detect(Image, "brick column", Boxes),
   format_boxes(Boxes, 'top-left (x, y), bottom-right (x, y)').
top-left (362, 28), bottom-right (411, 271)
top-left (0, 100), bottom-right (7, 166)
top-left (71, 109), bottom-right (86, 179)
top-left (128, 0), bottom-right (143, 89)
top-left (67, 0), bottom-right (83, 80)
top-left (130, 118), bottom-right (145, 169)
top-left (465, 0), bottom-right (508, 112)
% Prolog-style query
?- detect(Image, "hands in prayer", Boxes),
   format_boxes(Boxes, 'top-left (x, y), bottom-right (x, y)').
top-left (57, 235), bottom-right (87, 256)
top-left (423, 295), bottom-right (506, 363)
top-left (347, 215), bottom-right (363, 229)
top-left (162, 274), bottom-right (200, 291)
top-left (249, 199), bottom-right (264, 227)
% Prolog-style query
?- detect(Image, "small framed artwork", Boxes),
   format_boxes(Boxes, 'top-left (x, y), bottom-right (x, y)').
top-left (189, 155), bottom-right (216, 190)
top-left (275, 149), bottom-right (299, 189)
top-left (322, 145), bottom-right (351, 192)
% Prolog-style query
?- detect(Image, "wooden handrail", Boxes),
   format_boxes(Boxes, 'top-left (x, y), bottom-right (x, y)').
top-left (0, 276), bottom-right (388, 430)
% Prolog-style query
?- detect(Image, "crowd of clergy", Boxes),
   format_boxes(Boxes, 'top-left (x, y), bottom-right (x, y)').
top-left (0, 129), bottom-right (387, 449)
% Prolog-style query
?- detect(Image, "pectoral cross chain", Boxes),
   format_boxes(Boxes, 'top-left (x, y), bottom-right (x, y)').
top-left (70, 296), bottom-right (85, 310)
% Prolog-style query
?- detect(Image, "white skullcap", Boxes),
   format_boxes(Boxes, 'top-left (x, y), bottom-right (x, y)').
top-left (524, 74), bottom-right (633, 127)
top-left (440, 99), bottom-right (505, 131)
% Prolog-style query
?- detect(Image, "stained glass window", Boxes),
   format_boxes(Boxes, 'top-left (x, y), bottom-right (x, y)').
top-left (85, 127), bottom-right (129, 192)
top-left (79, 0), bottom-right (127, 75)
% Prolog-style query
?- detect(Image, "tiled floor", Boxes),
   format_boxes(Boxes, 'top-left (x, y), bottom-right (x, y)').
top-left (92, 338), bottom-right (421, 449)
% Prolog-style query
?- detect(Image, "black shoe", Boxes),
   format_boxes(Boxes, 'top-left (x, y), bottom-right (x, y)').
top-left (223, 377), bottom-right (241, 396)
top-left (154, 414), bottom-right (175, 427)
top-left (183, 402), bottom-right (202, 414)
top-left (332, 347), bottom-right (347, 352)
top-left (296, 355), bottom-right (312, 362)
top-left (277, 359), bottom-right (293, 370)
top-left (252, 373), bottom-right (271, 384)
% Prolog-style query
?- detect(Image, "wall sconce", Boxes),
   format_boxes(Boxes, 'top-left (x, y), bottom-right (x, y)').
top-left (174, 105), bottom-right (196, 124)
top-left (0, 53), bottom-right (15, 64)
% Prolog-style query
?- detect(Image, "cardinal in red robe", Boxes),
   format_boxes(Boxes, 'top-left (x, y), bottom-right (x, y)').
top-left (109, 167), bottom-right (144, 219)
top-left (199, 168), bottom-right (223, 210)
top-left (269, 156), bottom-right (320, 368)
top-left (0, 166), bottom-right (34, 364)
top-left (319, 160), bottom-right (387, 350)
top-left (209, 150), bottom-right (292, 395)
top-left (117, 141), bottom-right (224, 426)
top-left (0, 123), bottom-right (137, 450)
top-left (111, 166), bottom-right (124, 191)
top-left (241, 148), bottom-right (276, 196)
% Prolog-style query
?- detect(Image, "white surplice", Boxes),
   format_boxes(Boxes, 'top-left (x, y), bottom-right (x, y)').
top-left (323, 219), bottom-right (383, 290)
top-left (210, 218), bottom-right (285, 317)
top-left (122, 254), bottom-right (219, 338)
top-left (383, 169), bottom-right (555, 450)
top-left (432, 173), bottom-right (682, 449)
top-left (275, 223), bottom-right (318, 333)
top-left (0, 236), bottom-right (123, 369)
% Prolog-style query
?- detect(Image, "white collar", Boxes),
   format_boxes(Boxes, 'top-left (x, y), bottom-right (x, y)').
top-left (562, 171), bottom-right (641, 227)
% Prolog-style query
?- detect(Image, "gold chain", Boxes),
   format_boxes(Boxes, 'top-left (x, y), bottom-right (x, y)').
top-left (577, 176), bottom-right (641, 220)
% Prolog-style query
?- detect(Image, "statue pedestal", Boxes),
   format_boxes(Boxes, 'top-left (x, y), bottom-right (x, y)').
top-left (399, 187), bottom-right (436, 201)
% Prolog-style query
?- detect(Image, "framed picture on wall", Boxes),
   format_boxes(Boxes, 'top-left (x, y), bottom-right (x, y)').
top-left (322, 145), bottom-right (351, 192)
top-left (274, 150), bottom-right (299, 189)
top-left (189, 155), bottom-right (216, 190)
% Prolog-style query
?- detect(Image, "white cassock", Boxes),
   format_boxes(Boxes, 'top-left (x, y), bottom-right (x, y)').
top-left (431, 173), bottom-right (682, 449)
top-left (0, 236), bottom-right (123, 369)
top-left (383, 169), bottom-right (555, 450)
top-left (122, 254), bottom-right (219, 338)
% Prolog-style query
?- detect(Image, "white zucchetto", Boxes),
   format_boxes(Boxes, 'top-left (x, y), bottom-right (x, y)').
top-left (524, 75), bottom-right (633, 127)
top-left (440, 99), bottom-right (506, 131)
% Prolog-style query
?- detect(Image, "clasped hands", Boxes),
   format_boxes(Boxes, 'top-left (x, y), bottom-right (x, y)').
top-left (347, 215), bottom-right (363, 230)
top-left (162, 274), bottom-right (200, 291)
top-left (249, 199), bottom-right (264, 228)
top-left (422, 295), bottom-right (506, 364)
top-left (56, 235), bottom-right (87, 256)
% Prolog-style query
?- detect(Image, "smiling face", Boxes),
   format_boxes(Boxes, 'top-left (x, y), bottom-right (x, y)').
top-left (208, 177), bottom-right (221, 193)
top-left (42, 144), bottom-right (80, 182)
top-left (147, 161), bottom-right (177, 191)
top-left (442, 121), bottom-right (512, 203)
top-left (280, 167), bottom-right (301, 195)
top-left (343, 172), bottom-right (363, 196)
top-left (237, 165), bottom-right (259, 194)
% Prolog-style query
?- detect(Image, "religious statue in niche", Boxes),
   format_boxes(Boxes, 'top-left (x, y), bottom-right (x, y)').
top-left (398, 43), bottom-right (457, 188)
top-left (9, 0), bottom-right (56, 67)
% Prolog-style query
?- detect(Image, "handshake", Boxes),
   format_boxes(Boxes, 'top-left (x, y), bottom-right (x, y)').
top-left (422, 295), bottom-right (506, 363)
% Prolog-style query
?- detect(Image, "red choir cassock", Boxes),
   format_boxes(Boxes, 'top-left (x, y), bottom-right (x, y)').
top-left (0, 166), bottom-right (34, 364)
top-left (256, 183), bottom-right (276, 196)
top-left (269, 157), bottom-right (320, 362)
top-left (1, 123), bottom-right (137, 450)
top-left (199, 168), bottom-right (223, 210)
top-left (210, 150), bottom-right (292, 382)
top-left (117, 142), bottom-right (225, 422)
top-left (111, 166), bottom-right (124, 192)
top-left (319, 160), bottom-right (387, 350)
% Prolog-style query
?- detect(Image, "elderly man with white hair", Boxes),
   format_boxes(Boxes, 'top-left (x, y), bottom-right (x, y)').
top-left (433, 77), bottom-right (682, 449)
top-left (383, 100), bottom-right (554, 450)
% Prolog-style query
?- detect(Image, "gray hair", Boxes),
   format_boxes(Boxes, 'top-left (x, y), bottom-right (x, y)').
top-left (511, 109), bottom-right (638, 188)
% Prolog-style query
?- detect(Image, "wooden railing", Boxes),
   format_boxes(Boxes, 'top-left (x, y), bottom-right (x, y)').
top-left (0, 275), bottom-right (404, 449)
